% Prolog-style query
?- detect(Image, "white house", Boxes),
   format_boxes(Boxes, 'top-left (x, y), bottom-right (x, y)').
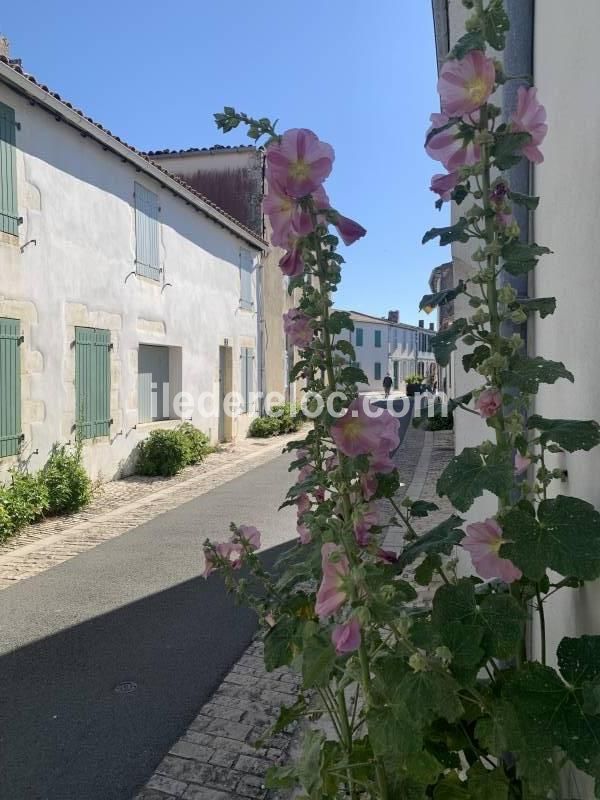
top-left (0, 48), bottom-right (266, 481)
top-left (341, 310), bottom-right (437, 392)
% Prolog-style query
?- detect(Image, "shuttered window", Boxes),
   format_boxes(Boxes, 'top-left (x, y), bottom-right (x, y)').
top-left (75, 327), bottom-right (111, 439)
top-left (0, 317), bottom-right (22, 458)
top-left (134, 182), bottom-right (160, 280)
top-left (355, 328), bottom-right (363, 347)
top-left (374, 362), bottom-right (381, 380)
top-left (138, 345), bottom-right (170, 423)
top-left (0, 103), bottom-right (19, 237)
top-left (240, 249), bottom-right (254, 310)
top-left (374, 330), bottom-right (382, 348)
top-left (240, 347), bottom-right (255, 412)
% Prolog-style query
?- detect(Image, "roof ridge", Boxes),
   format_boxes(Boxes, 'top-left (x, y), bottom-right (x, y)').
top-left (144, 145), bottom-right (258, 157)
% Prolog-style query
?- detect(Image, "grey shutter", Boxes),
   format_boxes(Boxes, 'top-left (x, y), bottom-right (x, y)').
top-left (239, 250), bottom-right (254, 310)
top-left (247, 348), bottom-right (255, 409)
top-left (240, 348), bottom-right (248, 412)
top-left (135, 182), bottom-right (160, 280)
top-left (138, 345), bottom-right (170, 422)
top-left (0, 103), bottom-right (18, 237)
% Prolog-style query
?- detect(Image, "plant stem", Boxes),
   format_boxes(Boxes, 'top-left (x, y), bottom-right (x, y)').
top-left (535, 583), bottom-right (547, 666)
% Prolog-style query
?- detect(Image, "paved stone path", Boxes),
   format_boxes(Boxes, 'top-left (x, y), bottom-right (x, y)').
top-left (0, 432), bottom-right (302, 590)
top-left (134, 425), bottom-right (456, 800)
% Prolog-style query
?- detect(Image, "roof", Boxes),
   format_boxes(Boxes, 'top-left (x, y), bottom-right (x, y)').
top-left (145, 145), bottom-right (258, 158)
top-left (0, 56), bottom-right (266, 250)
top-left (346, 310), bottom-right (435, 333)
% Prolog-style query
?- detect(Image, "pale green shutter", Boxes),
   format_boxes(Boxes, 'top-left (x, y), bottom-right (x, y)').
top-left (75, 327), bottom-right (111, 439)
top-left (0, 103), bottom-right (19, 237)
top-left (240, 250), bottom-right (254, 310)
top-left (0, 317), bottom-right (22, 457)
top-left (355, 328), bottom-right (363, 347)
top-left (374, 362), bottom-right (381, 380)
top-left (374, 330), bottom-right (382, 348)
top-left (134, 183), bottom-right (160, 280)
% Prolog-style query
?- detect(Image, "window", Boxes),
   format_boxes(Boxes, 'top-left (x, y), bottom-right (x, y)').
top-left (374, 329), bottom-right (382, 348)
top-left (240, 249), bottom-right (254, 310)
top-left (355, 328), bottom-right (363, 347)
top-left (138, 345), bottom-right (170, 423)
top-left (0, 317), bottom-right (22, 457)
top-left (134, 182), bottom-right (160, 280)
top-left (0, 103), bottom-right (19, 237)
top-left (240, 347), bottom-right (255, 412)
top-left (75, 327), bottom-right (111, 439)
top-left (374, 362), bottom-right (381, 380)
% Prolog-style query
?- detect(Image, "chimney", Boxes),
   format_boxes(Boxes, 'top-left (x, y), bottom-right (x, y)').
top-left (418, 320), bottom-right (424, 328)
top-left (0, 35), bottom-right (9, 60)
top-left (387, 310), bottom-right (399, 324)
top-left (429, 323), bottom-right (435, 331)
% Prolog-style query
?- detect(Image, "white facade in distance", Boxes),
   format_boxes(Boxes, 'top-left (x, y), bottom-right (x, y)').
top-left (0, 58), bottom-right (264, 482)
top-left (340, 311), bottom-right (437, 392)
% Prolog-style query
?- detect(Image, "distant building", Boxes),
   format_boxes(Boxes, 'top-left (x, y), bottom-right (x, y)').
top-left (428, 262), bottom-right (454, 395)
top-left (341, 310), bottom-right (436, 392)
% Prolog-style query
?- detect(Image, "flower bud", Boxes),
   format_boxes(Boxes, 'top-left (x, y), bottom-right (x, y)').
top-left (409, 652), bottom-right (429, 673)
top-left (498, 285), bottom-right (518, 304)
top-left (510, 309), bottom-right (528, 325)
top-left (355, 606), bottom-right (371, 627)
top-left (435, 646), bottom-right (453, 665)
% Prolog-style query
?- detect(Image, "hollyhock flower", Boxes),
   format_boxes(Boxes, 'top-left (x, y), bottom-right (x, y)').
top-left (298, 464), bottom-right (314, 483)
top-left (463, 519), bottom-right (522, 583)
top-left (237, 525), bottom-right (261, 551)
top-left (201, 546), bottom-right (216, 578)
top-left (430, 171), bottom-right (460, 202)
top-left (369, 449), bottom-right (396, 475)
top-left (297, 493), bottom-right (311, 517)
top-left (297, 522), bottom-right (312, 545)
top-left (211, 541), bottom-right (244, 570)
top-left (354, 505), bottom-right (380, 546)
top-left (360, 471), bottom-right (378, 500)
top-left (475, 388), bottom-right (502, 419)
top-left (438, 50), bottom-right (496, 116)
top-left (332, 213), bottom-right (367, 246)
top-left (490, 179), bottom-right (509, 206)
top-left (283, 308), bottom-right (313, 348)
top-left (279, 244), bottom-right (304, 278)
top-left (425, 113), bottom-right (481, 172)
top-left (377, 548), bottom-right (399, 564)
top-left (495, 210), bottom-right (515, 228)
top-left (331, 398), bottom-right (399, 459)
top-left (263, 187), bottom-right (313, 248)
top-left (315, 543), bottom-right (350, 619)
top-left (514, 452), bottom-right (531, 475)
top-left (266, 128), bottom-right (334, 199)
top-left (325, 453), bottom-right (339, 471)
top-left (510, 86), bottom-right (548, 165)
top-left (332, 617), bottom-right (361, 655)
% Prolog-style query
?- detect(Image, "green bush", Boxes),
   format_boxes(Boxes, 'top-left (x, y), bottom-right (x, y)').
top-left (177, 422), bottom-right (212, 464)
top-left (0, 471), bottom-right (48, 539)
top-left (249, 403), bottom-right (304, 438)
top-left (136, 424), bottom-right (212, 476)
top-left (41, 444), bottom-right (92, 515)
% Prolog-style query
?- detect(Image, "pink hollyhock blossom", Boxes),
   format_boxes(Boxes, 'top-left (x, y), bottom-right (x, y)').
top-left (430, 171), bottom-right (460, 202)
top-left (266, 128), bottom-right (334, 199)
top-left (325, 453), bottom-right (339, 471)
top-left (237, 525), bottom-right (261, 551)
top-left (279, 244), bottom-right (304, 278)
top-left (514, 453), bottom-right (531, 476)
top-left (202, 546), bottom-right (217, 578)
top-left (315, 543), bottom-right (350, 619)
top-left (463, 519), bottom-right (522, 583)
top-left (263, 187), bottom-right (313, 248)
top-left (332, 617), bottom-right (361, 655)
top-left (297, 493), bottom-right (311, 517)
top-left (333, 213), bottom-right (367, 246)
top-left (331, 399), bottom-right (399, 459)
top-left (297, 522), bottom-right (312, 545)
top-left (215, 541), bottom-right (244, 570)
top-left (360, 471), bottom-right (378, 501)
top-left (425, 113), bottom-right (481, 172)
top-left (369, 449), bottom-right (395, 475)
top-left (438, 50), bottom-right (496, 116)
top-left (496, 211), bottom-right (515, 228)
top-left (283, 308), bottom-right (313, 348)
top-left (298, 464), bottom-right (314, 483)
top-left (475, 388), bottom-right (502, 419)
top-left (377, 548), bottom-right (399, 564)
top-left (354, 505), bottom-right (380, 546)
top-left (510, 86), bottom-right (548, 165)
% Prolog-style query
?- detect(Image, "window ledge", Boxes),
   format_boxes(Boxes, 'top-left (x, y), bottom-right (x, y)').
top-left (0, 231), bottom-right (19, 248)
top-left (136, 418), bottom-right (182, 430)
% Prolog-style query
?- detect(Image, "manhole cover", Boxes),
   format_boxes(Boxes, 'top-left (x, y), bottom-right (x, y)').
top-left (114, 681), bottom-right (138, 694)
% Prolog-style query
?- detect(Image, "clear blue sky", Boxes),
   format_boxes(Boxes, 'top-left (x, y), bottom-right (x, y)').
top-left (2, 0), bottom-right (449, 326)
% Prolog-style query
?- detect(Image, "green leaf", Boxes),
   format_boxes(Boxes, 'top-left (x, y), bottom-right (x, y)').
top-left (558, 635), bottom-right (600, 686)
top-left (399, 515), bottom-right (464, 568)
top-left (302, 623), bottom-right (336, 688)
top-left (493, 131), bottom-right (531, 170)
top-left (510, 296), bottom-right (556, 319)
top-left (393, 669), bottom-right (464, 725)
top-left (335, 339), bottom-right (355, 359)
top-left (483, 0), bottom-right (510, 50)
top-left (289, 359), bottom-right (309, 382)
top-left (433, 773), bottom-right (470, 800)
top-left (501, 356), bottom-right (573, 393)
top-left (268, 695), bottom-right (308, 736)
top-left (339, 365), bottom-right (369, 385)
top-left (367, 704), bottom-right (422, 765)
top-left (463, 344), bottom-right (490, 374)
top-left (509, 190), bottom-right (540, 211)
top-left (437, 446), bottom-right (513, 512)
top-left (264, 765), bottom-right (297, 790)
top-left (422, 219), bottom-right (470, 247)
top-left (502, 241), bottom-right (552, 276)
top-left (431, 318), bottom-right (470, 367)
top-left (263, 616), bottom-right (300, 671)
top-left (441, 621), bottom-right (485, 683)
top-left (415, 553), bottom-right (442, 586)
top-left (502, 495), bottom-right (600, 581)
top-left (478, 593), bottom-right (526, 659)
top-left (327, 310), bottom-right (354, 335)
top-left (419, 283), bottom-right (465, 312)
top-left (451, 30), bottom-right (486, 59)
top-left (527, 415), bottom-right (600, 452)
top-left (296, 729), bottom-right (325, 797)
top-left (467, 764), bottom-right (509, 800)
top-left (409, 500), bottom-right (440, 518)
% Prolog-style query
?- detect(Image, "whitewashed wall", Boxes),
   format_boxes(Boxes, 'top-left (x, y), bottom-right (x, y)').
top-left (0, 83), bottom-right (261, 481)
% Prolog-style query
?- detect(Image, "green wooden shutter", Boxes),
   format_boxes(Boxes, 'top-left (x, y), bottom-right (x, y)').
top-left (374, 362), bottom-right (381, 380)
top-left (240, 249), bottom-right (254, 310)
top-left (0, 317), bottom-right (22, 458)
top-left (134, 182), bottom-right (160, 280)
top-left (374, 330), bottom-right (382, 348)
top-left (75, 327), bottom-right (111, 439)
top-left (355, 328), bottom-right (363, 347)
top-left (0, 103), bottom-right (18, 237)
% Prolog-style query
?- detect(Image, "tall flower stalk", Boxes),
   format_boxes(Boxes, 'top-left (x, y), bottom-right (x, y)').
top-left (203, 3), bottom-right (600, 796)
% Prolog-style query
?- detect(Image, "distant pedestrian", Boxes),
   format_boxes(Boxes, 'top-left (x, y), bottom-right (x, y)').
top-left (382, 373), bottom-right (393, 398)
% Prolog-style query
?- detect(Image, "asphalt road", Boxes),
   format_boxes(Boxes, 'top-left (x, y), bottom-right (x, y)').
top-left (0, 402), bottom-right (412, 800)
